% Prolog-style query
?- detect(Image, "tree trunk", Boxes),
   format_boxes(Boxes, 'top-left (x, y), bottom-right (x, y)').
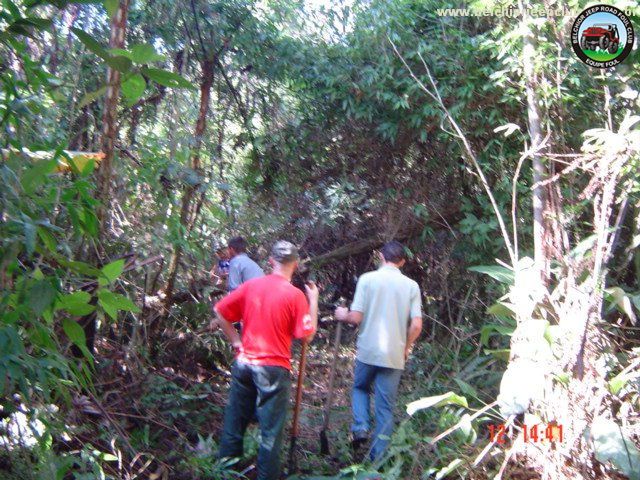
top-left (163, 58), bottom-right (214, 304)
top-left (96, 0), bottom-right (131, 240)
top-left (128, 104), bottom-right (142, 145)
top-left (499, 6), bottom-right (624, 478)
top-left (520, 0), bottom-right (548, 285)
top-left (502, 156), bottom-right (627, 480)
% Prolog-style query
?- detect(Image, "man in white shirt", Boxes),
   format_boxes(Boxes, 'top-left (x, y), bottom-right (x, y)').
top-left (335, 241), bottom-right (423, 460)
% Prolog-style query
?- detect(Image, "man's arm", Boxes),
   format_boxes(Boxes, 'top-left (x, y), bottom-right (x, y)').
top-left (227, 260), bottom-right (241, 291)
top-left (216, 309), bottom-right (242, 351)
top-left (334, 307), bottom-right (363, 325)
top-left (210, 264), bottom-right (218, 282)
top-left (405, 316), bottom-right (423, 359)
top-left (334, 275), bottom-right (366, 325)
top-left (405, 282), bottom-right (423, 358)
top-left (303, 282), bottom-right (319, 342)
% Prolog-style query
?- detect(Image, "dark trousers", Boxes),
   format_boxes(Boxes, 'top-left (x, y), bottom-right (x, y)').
top-left (219, 360), bottom-right (291, 480)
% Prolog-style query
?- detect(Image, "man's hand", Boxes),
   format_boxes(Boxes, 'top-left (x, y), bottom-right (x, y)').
top-left (209, 317), bottom-right (219, 331)
top-left (404, 344), bottom-right (412, 360)
top-left (215, 309), bottom-right (243, 352)
top-left (334, 306), bottom-right (349, 322)
top-left (304, 281), bottom-right (319, 302)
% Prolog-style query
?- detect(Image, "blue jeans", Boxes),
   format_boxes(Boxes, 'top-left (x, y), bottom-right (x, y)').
top-left (218, 361), bottom-right (291, 480)
top-left (352, 359), bottom-right (403, 461)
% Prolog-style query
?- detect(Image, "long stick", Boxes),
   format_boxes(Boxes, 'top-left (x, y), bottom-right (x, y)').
top-left (388, 37), bottom-right (516, 265)
top-left (320, 321), bottom-right (343, 454)
top-left (288, 340), bottom-right (309, 473)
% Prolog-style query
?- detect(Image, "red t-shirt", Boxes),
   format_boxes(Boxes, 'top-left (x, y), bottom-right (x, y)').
top-left (214, 273), bottom-right (315, 370)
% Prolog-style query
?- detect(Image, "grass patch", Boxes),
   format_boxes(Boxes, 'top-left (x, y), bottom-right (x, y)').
top-left (584, 47), bottom-right (623, 62)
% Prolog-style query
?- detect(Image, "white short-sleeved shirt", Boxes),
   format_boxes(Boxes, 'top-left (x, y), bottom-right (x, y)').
top-left (351, 264), bottom-right (422, 370)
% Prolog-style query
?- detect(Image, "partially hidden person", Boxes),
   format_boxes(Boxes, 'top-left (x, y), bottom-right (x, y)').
top-left (210, 243), bottom-right (231, 289)
top-left (214, 240), bottom-right (319, 480)
top-left (334, 240), bottom-right (423, 461)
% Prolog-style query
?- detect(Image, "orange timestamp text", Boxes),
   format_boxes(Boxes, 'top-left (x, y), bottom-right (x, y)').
top-left (487, 422), bottom-right (563, 444)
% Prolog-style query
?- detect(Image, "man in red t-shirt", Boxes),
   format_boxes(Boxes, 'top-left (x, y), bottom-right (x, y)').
top-left (213, 240), bottom-right (318, 480)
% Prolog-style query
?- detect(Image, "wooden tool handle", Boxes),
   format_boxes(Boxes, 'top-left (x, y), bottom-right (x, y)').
top-left (291, 340), bottom-right (309, 437)
top-left (321, 322), bottom-right (342, 430)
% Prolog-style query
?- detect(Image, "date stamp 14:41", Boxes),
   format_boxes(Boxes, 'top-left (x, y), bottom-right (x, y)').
top-left (487, 422), bottom-right (563, 444)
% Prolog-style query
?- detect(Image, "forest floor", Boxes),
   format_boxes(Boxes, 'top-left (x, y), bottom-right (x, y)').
top-left (75, 322), bottom-right (368, 479)
top-left (54, 303), bottom-right (524, 480)
top-left (1, 311), bottom-right (531, 480)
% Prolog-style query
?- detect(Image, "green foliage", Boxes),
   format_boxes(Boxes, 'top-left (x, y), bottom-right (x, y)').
top-left (587, 416), bottom-right (640, 478)
top-left (0, 151), bottom-right (98, 407)
top-left (72, 26), bottom-right (192, 107)
top-left (138, 375), bottom-right (220, 425)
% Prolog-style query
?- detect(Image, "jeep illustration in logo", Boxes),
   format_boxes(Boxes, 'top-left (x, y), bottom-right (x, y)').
top-left (572, 5), bottom-right (635, 68)
top-left (580, 23), bottom-right (620, 54)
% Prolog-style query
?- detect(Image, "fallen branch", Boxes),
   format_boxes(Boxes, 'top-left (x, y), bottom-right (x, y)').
top-left (1, 147), bottom-right (104, 172)
top-left (304, 238), bottom-right (383, 267)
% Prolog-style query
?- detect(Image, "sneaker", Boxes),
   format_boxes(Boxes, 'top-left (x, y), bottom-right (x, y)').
top-left (351, 431), bottom-right (369, 460)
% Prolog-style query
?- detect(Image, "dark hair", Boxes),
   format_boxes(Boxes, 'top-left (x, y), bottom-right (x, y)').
top-left (228, 236), bottom-right (247, 253)
top-left (380, 241), bottom-right (406, 263)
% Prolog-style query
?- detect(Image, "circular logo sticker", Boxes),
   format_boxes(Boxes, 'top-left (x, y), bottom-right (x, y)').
top-left (571, 4), bottom-right (635, 68)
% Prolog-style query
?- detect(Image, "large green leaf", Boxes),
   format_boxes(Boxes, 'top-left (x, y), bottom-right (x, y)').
top-left (23, 218), bottom-right (36, 256)
top-left (78, 85), bottom-right (107, 108)
top-left (483, 348), bottom-right (510, 362)
top-left (104, 54), bottom-right (132, 73)
top-left (129, 43), bottom-right (165, 64)
top-left (121, 73), bottom-right (146, 106)
top-left (468, 265), bottom-right (514, 284)
top-left (62, 318), bottom-right (92, 360)
top-left (605, 287), bottom-right (637, 324)
top-left (52, 255), bottom-right (100, 277)
top-left (1, 17), bottom-right (52, 40)
top-left (21, 158), bottom-right (57, 194)
top-left (80, 208), bottom-right (98, 237)
top-left (37, 226), bottom-right (57, 253)
top-left (608, 370), bottom-right (640, 396)
top-left (97, 289), bottom-right (140, 320)
top-left (406, 391), bottom-right (468, 416)
top-left (104, 0), bottom-right (118, 17)
top-left (480, 323), bottom-right (515, 346)
top-left (99, 259), bottom-right (125, 286)
top-left (72, 27), bottom-right (131, 72)
top-left (27, 280), bottom-right (56, 315)
top-left (486, 302), bottom-right (516, 319)
top-left (57, 291), bottom-right (95, 316)
top-left (453, 378), bottom-right (478, 399)
top-left (142, 67), bottom-right (194, 89)
top-left (587, 417), bottom-right (640, 478)
top-left (71, 28), bottom-right (109, 59)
